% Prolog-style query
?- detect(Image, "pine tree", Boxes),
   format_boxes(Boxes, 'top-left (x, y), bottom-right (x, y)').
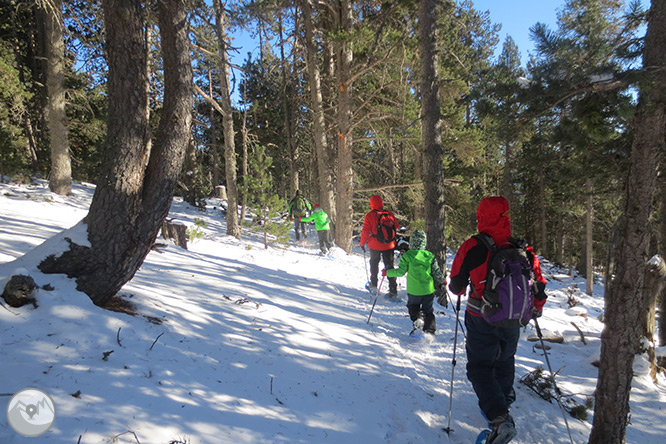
top-left (242, 143), bottom-right (290, 249)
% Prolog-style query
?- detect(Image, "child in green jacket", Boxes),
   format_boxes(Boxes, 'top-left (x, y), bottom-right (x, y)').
top-left (299, 204), bottom-right (334, 255)
top-left (384, 230), bottom-right (446, 335)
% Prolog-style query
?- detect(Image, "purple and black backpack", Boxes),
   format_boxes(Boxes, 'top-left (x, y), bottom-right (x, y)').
top-left (474, 233), bottom-right (535, 328)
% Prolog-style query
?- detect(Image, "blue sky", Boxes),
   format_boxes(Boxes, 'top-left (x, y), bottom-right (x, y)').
top-left (228, 1), bottom-right (568, 69)
top-left (472, 0), bottom-right (564, 62)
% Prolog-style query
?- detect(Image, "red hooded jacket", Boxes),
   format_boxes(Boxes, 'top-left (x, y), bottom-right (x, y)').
top-left (359, 195), bottom-right (399, 251)
top-left (448, 196), bottom-right (547, 317)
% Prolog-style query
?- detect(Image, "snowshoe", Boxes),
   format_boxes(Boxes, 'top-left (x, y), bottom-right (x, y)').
top-left (486, 414), bottom-right (516, 444)
top-left (476, 429), bottom-right (492, 444)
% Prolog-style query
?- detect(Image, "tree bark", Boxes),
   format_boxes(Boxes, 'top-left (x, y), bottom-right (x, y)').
top-left (278, 12), bottom-right (299, 196)
top-left (333, 0), bottom-right (354, 253)
top-left (39, 0), bottom-right (193, 306)
top-left (302, 0), bottom-right (335, 221)
top-left (586, 178), bottom-right (594, 296)
top-left (642, 256), bottom-right (666, 343)
top-left (660, 175), bottom-right (666, 346)
top-left (589, 1), bottom-right (666, 442)
top-left (43, 0), bottom-right (72, 195)
top-left (213, 0), bottom-right (240, 239)
top-left (419, 0), bottom-right (447, 266)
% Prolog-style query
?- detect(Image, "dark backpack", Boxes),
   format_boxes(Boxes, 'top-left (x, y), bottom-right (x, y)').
top-left (474, 233), bottom-right (534, 328)
top-left (373, 211), bottom-right (397, 244)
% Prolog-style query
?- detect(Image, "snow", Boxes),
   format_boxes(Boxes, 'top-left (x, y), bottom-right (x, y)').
top-left (1, 180), bottom-right (665, 444)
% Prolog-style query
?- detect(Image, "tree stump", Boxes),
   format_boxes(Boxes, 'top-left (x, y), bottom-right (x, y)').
top-left (161, 219), bottom-right (188, 249)
top-left (215, 185), bottom-right (227, 200)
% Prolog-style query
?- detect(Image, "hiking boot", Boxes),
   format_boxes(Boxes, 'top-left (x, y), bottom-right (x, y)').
top-left (487, 413), bottom-right (516, 444)
top-left (365, 282), bottom-right (378, 293)
top-left (386, 291), bottom-right (399, 300)
top-left (413, 318), bottom-right (424, 330)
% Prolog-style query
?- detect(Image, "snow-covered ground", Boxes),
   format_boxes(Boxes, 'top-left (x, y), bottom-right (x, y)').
top-left (0, 180), bottom-right (664, 443)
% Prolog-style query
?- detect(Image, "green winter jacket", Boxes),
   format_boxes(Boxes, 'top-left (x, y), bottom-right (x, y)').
top-left (386, 230), bottom-right (445, 296)
top-left (300, 208), bottom-right (331, 231)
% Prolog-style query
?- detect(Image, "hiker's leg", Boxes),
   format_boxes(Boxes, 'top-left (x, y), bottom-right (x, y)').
top-left (369, 249), bottom-right (381, 287)
top-left (465, 311), bottom-right (510, 421)
top-left (381, 249), bottom-right (397, 293)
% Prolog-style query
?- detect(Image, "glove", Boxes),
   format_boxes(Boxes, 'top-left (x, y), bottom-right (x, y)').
top-left (532, 307), bottom-right (543, 318)
top-left (298, 217), bottom-right (302, 221)
top-left (381, 269), bottom-right (387, 277)
top-left (360, 244), bottom-right (366, 253)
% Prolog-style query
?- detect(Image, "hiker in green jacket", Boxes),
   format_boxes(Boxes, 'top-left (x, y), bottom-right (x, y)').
top-left (299, 204), bottom-right (333, 255)
top-left (384, 230), bottom-right (447, 336)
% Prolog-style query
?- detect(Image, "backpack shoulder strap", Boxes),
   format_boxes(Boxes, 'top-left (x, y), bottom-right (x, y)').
top-left (473, 232), bottom-right (496, 252)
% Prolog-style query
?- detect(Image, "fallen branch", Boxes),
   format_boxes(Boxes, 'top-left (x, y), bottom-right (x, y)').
top-left (149, 332), bottom-right (164, 351)
top-left (111, 431), bottom-right (141, 444)
top-left (570, 321), bottom-right (587, 345)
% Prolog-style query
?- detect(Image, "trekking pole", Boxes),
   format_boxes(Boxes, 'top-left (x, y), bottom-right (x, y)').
top-left (443, 292), bottom-right (462, 434)
top-left (366, 274), bottom-right (385, 324)
top-left (533, 316), bottom-right (575, 444)
top-left (446, 291), bottom-right (467, 340)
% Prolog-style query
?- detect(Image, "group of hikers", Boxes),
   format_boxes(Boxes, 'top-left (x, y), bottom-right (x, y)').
top-left (289, 191), bottom-right (548, 444)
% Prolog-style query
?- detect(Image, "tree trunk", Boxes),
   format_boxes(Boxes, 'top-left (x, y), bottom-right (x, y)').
top-left (278, 12), bottom-right (299, 197)
top-left (642, 255), bottom-right (666, 344)
top-left (589, 1), bottom-right (666, 441)
top-left (302, 0), bottom-right (335, 221)
top-left (213, 0), bottom-right (240, 239)
top-left (239, 71), bottom-right (249, 226)
top-left (586, 178), bottom-right (594, 296)
top-left (333, 0), bottom-right (354, 253)
top-left (419, 0), bottom-right (447, 266)
top-left (539, 172), bottom-right (548, 256)
top-left (43, 0), bottom-right (72, 195)
top-left (501, 140), bottom-right (514, 211)
top-left (660, 175), bottom-right (666, 346)
top-left (183, 136), bottom-right (197, 206)
top-left (209, 69), bottom-right (221, 188)
top-left (39, 0), bottom-right (192, 306)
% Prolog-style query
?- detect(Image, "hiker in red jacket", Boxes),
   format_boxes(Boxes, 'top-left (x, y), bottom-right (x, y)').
top-left (359, 195), bottom-right (399, 298)
top-left (448, 196), bottom-right (547, 444)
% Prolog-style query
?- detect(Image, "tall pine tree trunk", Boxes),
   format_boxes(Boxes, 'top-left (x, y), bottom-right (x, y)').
top-left (213, 0), bottom-right (240, 239)
top-left (43, 0), bottom-right (72, 195)
top-left (334, 0), bottom-right (354, 253)
top-left (278, 12), bottom-right (299, 195)
top-left (419, 0), bottom-right (447, 266)
top-left (39, 0), bottom-right (193, 306)
top-left (660, 176), bottom-right (666, 347)
top-left (302, 0), bottom-right (335, 222)
top-left (589, 1), bottom-right (666, 441)
top-left (586, 178), bottom-right (594, 296)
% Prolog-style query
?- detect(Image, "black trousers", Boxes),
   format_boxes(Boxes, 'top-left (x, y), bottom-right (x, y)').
top-left (317, 230), bottom-right (333, 253)
top-left (464, 311), bottom-right (519, 422)
top-left (369, 248), bottom-right (397, 293)
top-left (407, 293), bottom-right (436, 333)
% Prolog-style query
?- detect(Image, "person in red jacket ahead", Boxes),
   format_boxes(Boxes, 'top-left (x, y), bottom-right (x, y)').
top-left (359, 195), bottom-right (400, 298)
top-left (448, 196), bottom-right (547, 444)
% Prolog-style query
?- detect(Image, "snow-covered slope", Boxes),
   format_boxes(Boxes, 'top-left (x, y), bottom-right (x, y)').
top-left (1, 180), bottom-right (664, 443)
